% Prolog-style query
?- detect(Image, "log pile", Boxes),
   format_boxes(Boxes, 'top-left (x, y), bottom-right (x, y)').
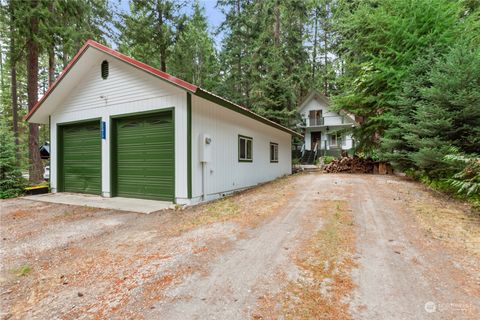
top-left (323, 156), bottom-right (375, 174)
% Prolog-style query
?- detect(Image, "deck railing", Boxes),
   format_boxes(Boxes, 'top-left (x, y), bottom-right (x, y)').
top-left (307, 116), bottom-right (346, 127)
top-left (308, 117), bottom-right (324, 126)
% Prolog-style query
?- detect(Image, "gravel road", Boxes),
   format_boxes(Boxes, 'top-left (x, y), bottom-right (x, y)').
top-left (0, 174), bottom-right (478, 319)
top-left (346, 176), bottom-right (479, 320)
top-left (150, 175), bottom-right (320, 319)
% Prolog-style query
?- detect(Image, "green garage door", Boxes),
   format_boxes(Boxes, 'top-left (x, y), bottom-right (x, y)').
top-left (113, 111), bottom-right (174, 201)
top-left (60, 121), bottom-right (101, 194)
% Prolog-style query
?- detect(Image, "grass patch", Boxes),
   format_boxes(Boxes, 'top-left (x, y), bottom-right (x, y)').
top-left (413, 201), bottom-right (480, 256)
top-left (12, 265), bottom-right (32, 277)
top-left (169, 175), bottom-right (297, 235)
top-left (256, 200), bottom-right (357, 319)
top-left (414, 174), bottom-right (480, 211)
top-left (63, 211), bottom-right (74, 217)
top-left (177, 198), bottom-right (240, 232)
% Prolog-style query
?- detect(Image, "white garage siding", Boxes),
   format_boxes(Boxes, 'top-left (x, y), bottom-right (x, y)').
top-left (49, 55), bottom-right (188, 199)
top-left (190, 95), bottom-right (292, 203)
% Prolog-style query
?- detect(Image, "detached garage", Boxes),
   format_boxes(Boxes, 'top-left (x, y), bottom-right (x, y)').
top-left (26, 40), bottom-right (300, 204)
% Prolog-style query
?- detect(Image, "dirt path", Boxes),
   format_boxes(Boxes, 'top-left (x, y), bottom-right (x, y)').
top-left (147, 174), bottom-right (480, 319)
top-left (347, 175), bottom-right (479, 320)
top-left (1, 174), bottom-right (478, 319)
top-left (151, 174), bottom-right (319, 319)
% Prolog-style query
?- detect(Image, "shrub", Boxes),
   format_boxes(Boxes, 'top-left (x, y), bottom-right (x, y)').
top-left (445, 153), bottom-right (480, 196)
top-left (322, 156), bottom-right (336, 165)
top-left (0, 121), bottom-right (24, 198)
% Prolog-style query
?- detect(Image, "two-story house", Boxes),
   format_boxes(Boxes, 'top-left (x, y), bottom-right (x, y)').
top-left (298, 90), bottom-right (357, 162)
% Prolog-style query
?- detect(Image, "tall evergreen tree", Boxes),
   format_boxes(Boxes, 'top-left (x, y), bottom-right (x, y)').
top-left (217, 0), bottom-right (256, 107)
top-left (282, 0), bottom-right (309, 102)
top-left (382, 42), bottom-right (480, 177)
top-left (248, 0), bottom-right (308, 126)
top-left (333, 0), bottom-right (460, 151)
top-left (167, 1), bottom-right (219, 91)
top-left (25, 0), bottom-right (43, 182)
top-left (1, 0), bottom-right (112, 180)
top-left (54, 0), bottom-right (112, 68)
top-left (308, 0), bottom-right (338, 96)
top-left (117, 0), bottom-right (185, 72)
top-left (8, 0), bottom-right (20, 163)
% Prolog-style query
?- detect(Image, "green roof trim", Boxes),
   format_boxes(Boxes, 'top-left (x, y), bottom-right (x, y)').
top-left (195, 89), bottom-right (302, 138)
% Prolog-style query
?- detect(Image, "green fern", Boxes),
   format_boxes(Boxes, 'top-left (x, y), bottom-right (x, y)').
top-left (445, 153), bottom-right (480, 196)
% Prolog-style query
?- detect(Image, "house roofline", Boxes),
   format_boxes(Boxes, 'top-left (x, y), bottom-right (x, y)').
top-left (298, 89), bottom-right (330, 111)
top-left (24, 40), bottom-right (197, 122)
top-left (195, 88), bottom-right (302, 138)
top-left (298, 89), bottom-right (357, 124)
top-left (25, 40), bottom-right (300, 138)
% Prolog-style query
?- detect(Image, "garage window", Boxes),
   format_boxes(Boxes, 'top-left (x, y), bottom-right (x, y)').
top-left (238, 135), bottom-right (253, 162)
top-left (270, 142), bottom-right (278, 163)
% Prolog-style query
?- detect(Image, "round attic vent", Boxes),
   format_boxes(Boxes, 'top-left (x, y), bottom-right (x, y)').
top-left (101, 60), bottom-right (109, 79)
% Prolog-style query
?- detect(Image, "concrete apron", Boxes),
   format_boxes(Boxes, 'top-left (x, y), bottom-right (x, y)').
top-left (22, 193), bottom-right (174, 214)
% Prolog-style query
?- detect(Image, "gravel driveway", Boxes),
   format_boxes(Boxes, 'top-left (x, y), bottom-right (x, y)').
top-left (0, 174), bottom-right (478, 319)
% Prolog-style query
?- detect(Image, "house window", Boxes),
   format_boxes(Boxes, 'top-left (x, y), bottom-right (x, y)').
top-left (238, 135), bottom-right (253, 162)
top-left (330, 133), bottom-right (337, 146)
top-left (270, 142), bottom-right (279, 163)
top-left (308, 110), bottom-right (322, 126)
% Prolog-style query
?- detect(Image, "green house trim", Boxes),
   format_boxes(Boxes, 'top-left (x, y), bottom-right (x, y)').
top-left (187, 93), bottom-right (192, 199)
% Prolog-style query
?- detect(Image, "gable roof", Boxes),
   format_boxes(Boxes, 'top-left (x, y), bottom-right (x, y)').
top-left (26, 40), bottom-right (301, 138)
top-left (298, 89), bottom-right (330, 111)
top-left (298, 89), bottom-right (357, 124)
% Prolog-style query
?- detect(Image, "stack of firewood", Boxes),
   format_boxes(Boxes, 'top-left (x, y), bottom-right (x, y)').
top-left (323, 156), bottom-right (375, 174)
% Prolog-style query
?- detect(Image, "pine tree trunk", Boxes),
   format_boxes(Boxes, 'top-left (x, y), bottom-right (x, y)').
top-left (10, 1), bottom-right (20, 165)
top-left (62, 44), bottom-right (68, 69)
top-left (323, 2), bottom-right (329, 96)
top-left (236, 0), bottom-right (242, 96)
top-left (324, 30), bottom-right (328, 95)
top-left (48, 2), bottom-right (55, 86)
top-left (27, 0), bottom-right (43, 183)
top-left (160, 46), bottom-right (167, 72)
top-left (62, 35), bottom-right (69, 69)
top-left (48, 46), bottom-right (55, 86)
top-left (11, 54), bottom-right (19, 164)
top-left (156, 2), bottom-right (167, 72)
top-left (274, 1), bottom-right (280, 47)
top-left (312, 7), bottom-right (318, 83)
